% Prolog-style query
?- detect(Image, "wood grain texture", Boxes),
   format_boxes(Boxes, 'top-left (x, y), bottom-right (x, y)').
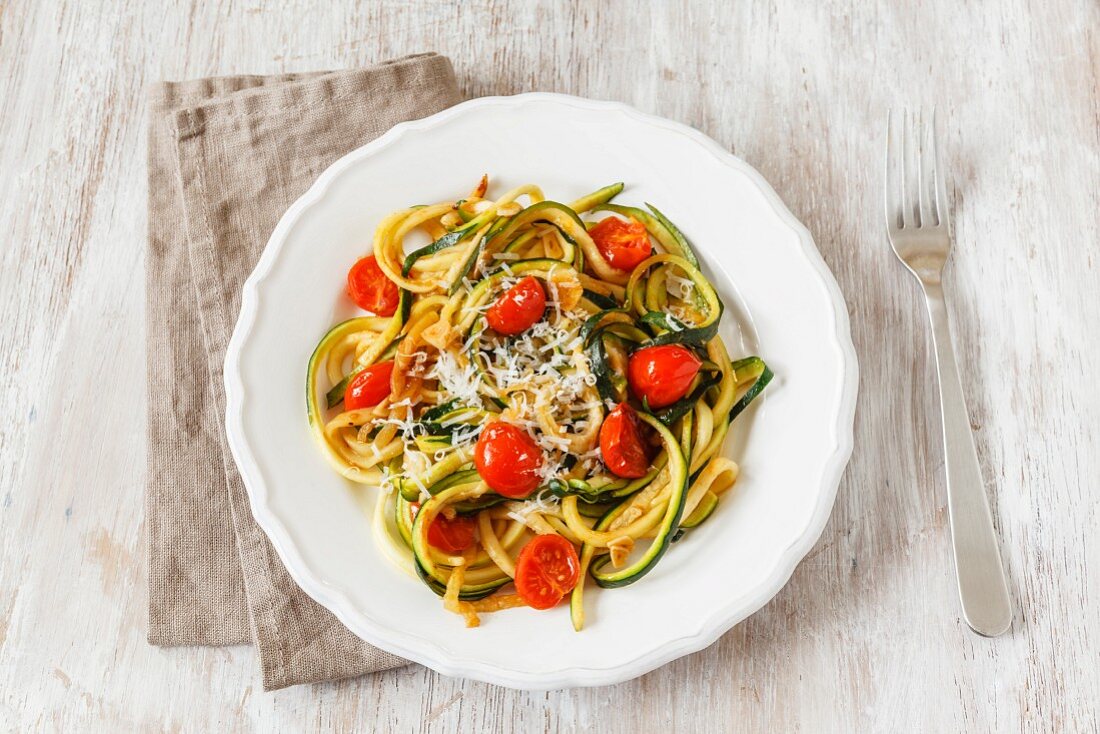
top-left (1, 0), bottom-right (1097, 730)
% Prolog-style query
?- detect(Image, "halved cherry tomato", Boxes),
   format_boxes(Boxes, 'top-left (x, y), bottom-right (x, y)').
top-left (347, 255), bottom-right (400, 316)
top-left (514, 534), bottom-right (581, 610)
top-left (474, 422), bottom-right (543, 498)
top-left (343, 360), bottom-right (395, 410)
top-left (627, 344), bottom-right (701, 409)
top-left (486, 276), bottom-right (546, 336)
top-left (599, 403), bottom-right (650, 478)
top-left (427, 513), bottom-right (478, 553)
top-left (588, 216), bottom-right (652, 271)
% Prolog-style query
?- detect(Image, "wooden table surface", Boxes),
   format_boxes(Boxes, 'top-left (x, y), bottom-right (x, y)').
top-left (2, 1), bottom-right (1097, 731)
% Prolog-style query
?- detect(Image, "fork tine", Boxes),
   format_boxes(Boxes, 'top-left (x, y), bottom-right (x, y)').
top-left (917, 109), bottom-right (934, 227)
top-left (932, 108), bottom-right (950, 230)
top-left (885, 110), bottom-right (904, 230)
top-left (902, 109), bottom-right (921, 228)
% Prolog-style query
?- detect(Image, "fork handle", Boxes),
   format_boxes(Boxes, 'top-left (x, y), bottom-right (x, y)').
top-left (922, 281), bottom-right (1012, 636)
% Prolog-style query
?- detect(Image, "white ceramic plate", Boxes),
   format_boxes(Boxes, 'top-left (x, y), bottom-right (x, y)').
top-left (224, 93), bottom-right (857, 689)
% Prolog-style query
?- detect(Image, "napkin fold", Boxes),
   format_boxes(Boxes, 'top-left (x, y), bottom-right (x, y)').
top-left (145, 53), bottom-right (462, 689)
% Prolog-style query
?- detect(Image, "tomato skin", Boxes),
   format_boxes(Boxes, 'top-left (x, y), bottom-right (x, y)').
top-left (427, 513), bottom-right (478, 553)
top-left (588, 216), bottom-right (652, 271)
top-left (514, 534), bottom-right (581, 610)
top-left (627, 345), bottom-right (702, 409)
top-left (486, 276), bottom-right (546, 336)
top-left (599, 403), bottom-right (651, 478)
top-left (343, 360), bottom-right (395, 410)
top-left (347, 255), bottom-right (400, 316)
top-left (474, 423), bottom-right (544, 498)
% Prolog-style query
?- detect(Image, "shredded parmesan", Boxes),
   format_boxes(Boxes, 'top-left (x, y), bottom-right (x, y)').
top-left (666, 272), bottom-right (695, 300)
top-left (428, 352), bottom-right (483, 408)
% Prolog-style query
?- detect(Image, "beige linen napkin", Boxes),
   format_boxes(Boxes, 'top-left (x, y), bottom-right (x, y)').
top-left (146, 53), bottom-right (462, 689)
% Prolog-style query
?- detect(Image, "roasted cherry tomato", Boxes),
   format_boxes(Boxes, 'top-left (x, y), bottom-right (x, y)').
top-left (474, 422), bottom-right (544, 498)
top-left (343, 360), bottom-right (395, 410)
top-left (599, 403), bottom-right (651, 478)
top-left (514, 534), bottom-right (581, 610)
top-left (486, 276), bottom-right (546, 336)
top-left (627, 344), bottom-right (701, 409)
top-left (588, 216), bottom-right (652, 271)
top-left (347, 255), bottom-right (400, 316)
top-left (427, 513), bottom-right (478, 553)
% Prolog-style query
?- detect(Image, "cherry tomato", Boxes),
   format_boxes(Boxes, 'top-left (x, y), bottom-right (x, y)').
top-left (343, 360), bottom-right (395, 410)
top-left (486, 276), bottom-right (546, 336)
top-left (599, 403), bottom-right (651, 478)
top-left (427, 513), bottom-right (478, 553)
top-left (588, 216), bottom-right (652, 271)
top-left (514, 534), bottom-right (581, 610)
top-left (627, 344), bottom-right (701, 409)
top-left (347, 255), bottom-right (400, 316)
top-left (474, 422), bottom-right (544, 498)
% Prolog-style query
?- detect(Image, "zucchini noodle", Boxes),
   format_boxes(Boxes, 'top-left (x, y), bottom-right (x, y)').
top-left (306, 177), bottom-right (773, 629)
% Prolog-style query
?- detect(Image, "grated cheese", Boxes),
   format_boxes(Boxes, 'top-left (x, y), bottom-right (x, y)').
top-left (428, 351), bottom-right (483, 408)
top-left (665, 272), bottom-right (695, 300)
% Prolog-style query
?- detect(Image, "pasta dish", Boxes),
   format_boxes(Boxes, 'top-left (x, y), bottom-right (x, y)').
top-left (306, 177), bottom-right (771, 629)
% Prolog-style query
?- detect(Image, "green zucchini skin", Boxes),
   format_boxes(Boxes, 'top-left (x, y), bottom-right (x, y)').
top-left (547, 478), bottom-right (607, 504)
top-left (587, 321), bottom-right (649, 345)
top-left (402, 228), bottom-right (467, 276)
top-left (654, 372), bottom-right (721, 426)
top-left (589, 412), bottom-right (690, 588)
top-left (579, 308), bottom-right (631, 344)
top-left (452, 494), bottom-right (509, 515)
top-left (419, 398), bottom-right (462, 423)
top-left (395, 452), bottom-right (477, 502)
top-left (728, 357), bottom-right (774, 422)
top-left (576, 501), bottom-right (614, 519)
top-left (402, 204), bottom-right (502, 277)
top-left (449, 244), bottom-right (482, 294)
top-left (639, 310), bottom-right (686, 333)
top-left (397, 483), bottom-right (423, 503)
top-left (679, 490), bottom-right (719, 529)
top-left (643, 203), bottom-right (700, 268)
top-left (640, 314), bottom-right (722, 348)
top-left (426, 468), bottom-right (479, 495)
top-left (585, 334), bottom-right (622, 404)
top-left (394, 494), bottom-right (415, 547)
top-left (581, 289), bottom-right (619, 310)
top-left (418, 405), bottom-right (487, 436)
top-left (570, 182), bottom-right (624, 214)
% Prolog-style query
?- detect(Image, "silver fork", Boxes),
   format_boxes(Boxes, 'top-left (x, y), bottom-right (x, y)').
top-left (885, 110), bottom-right (1012, 636)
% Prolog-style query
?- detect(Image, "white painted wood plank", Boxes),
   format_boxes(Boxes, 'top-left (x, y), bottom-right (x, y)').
top-left (1, 0), bottom-right (1097, 731)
